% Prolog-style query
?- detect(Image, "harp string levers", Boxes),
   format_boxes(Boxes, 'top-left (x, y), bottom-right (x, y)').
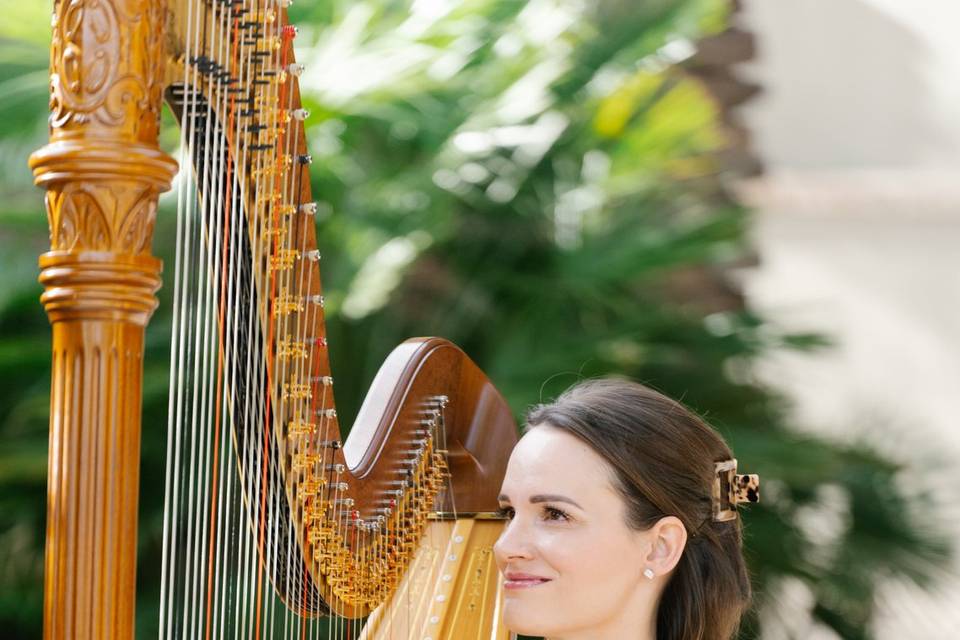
top-left (158, 1), bottom-right (455, 638)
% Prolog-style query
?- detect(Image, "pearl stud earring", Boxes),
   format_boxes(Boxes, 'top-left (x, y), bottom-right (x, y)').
top-left (643, 568), bottom-right (655, 580)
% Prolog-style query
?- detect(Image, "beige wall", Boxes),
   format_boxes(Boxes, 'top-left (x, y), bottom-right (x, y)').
top-left (738, 0), bottom-right (960, 170)
top-left (734, 2), bottom-right (960, 637)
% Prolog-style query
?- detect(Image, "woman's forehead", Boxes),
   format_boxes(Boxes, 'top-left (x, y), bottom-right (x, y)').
top-left (502, 426), bottom-right (613, 494)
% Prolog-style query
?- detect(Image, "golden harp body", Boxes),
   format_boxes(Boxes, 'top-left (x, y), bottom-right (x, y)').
top-left (29, 0), bottom-right (517, 637)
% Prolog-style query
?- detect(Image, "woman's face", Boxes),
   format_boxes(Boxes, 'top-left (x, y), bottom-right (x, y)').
top-left (493, 425), bottom-right (658, 638)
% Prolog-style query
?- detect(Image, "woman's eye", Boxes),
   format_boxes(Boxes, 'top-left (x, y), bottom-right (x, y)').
top-left (543, 506), bottom-right (569, 521)
top-left (497, 506), bottom-right (515, 520)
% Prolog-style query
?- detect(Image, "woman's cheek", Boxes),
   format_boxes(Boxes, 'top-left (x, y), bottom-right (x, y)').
top-left (536, 525), bottom-right (588, 573)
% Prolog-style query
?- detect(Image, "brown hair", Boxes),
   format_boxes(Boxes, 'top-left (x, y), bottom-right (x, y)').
top-left (525, 378), bottom-right (752, 640)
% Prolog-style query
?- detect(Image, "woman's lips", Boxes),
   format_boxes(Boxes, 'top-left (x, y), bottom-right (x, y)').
top-left (503, 573), bottom-right (552, 589)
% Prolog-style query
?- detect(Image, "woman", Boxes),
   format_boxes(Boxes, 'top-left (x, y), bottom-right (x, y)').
top-left (494, 378), bottom-right (760, 640)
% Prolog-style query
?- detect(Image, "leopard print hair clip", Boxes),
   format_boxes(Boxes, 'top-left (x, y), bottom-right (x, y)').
top-left (712, 459), bottom-right (760, 522)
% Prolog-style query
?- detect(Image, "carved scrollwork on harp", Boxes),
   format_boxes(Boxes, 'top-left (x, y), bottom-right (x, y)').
top-left (49, 0), bottom-right (166, 141)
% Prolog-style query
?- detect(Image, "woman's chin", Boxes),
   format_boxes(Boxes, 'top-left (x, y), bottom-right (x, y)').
top-left (502, 599), bottom-right (557, 637)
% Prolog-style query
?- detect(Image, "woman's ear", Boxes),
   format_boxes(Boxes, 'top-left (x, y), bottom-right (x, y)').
top-left (644, 516), bottom-right (688, 577)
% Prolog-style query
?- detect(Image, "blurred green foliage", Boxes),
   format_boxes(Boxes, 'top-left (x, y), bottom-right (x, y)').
top-left (0, 0), bottom-right (951, 638)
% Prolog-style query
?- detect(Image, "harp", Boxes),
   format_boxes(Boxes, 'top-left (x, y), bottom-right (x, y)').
top-left (29, 0), bottom-right (518, 637)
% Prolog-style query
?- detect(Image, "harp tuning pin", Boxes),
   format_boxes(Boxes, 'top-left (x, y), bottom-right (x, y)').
top-left (335, 482), bottom-right (349, 491)
top-left (298, 154), bottom-right (313, 165)
top-left (317, 407), bottom-right (337, 419)
top-left (305, 249), bottom-right (321, 262)
top-left (292, 108), bottom-right (310, 121)
top-left (307, 294), bottom-right (325, 306)
top-left (300, 202), bottom-right (318, 215)
top-left (287, 63), bottom-right (305, 77)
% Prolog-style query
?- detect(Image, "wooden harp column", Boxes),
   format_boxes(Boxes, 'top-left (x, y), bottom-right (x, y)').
top-left (30, 0), bottom-right (176, 637)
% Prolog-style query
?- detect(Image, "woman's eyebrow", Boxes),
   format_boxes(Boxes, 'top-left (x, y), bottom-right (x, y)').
top-left (497, 493), bottom-right (583, 509)
top-left (530, 494), bottom-right (583, 509)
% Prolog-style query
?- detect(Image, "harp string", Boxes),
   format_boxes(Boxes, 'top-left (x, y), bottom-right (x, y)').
top-left (191, 13), bottom-right (215, 635)
top-left (226, 0), bottom-right (259, 632)
top-left (160, 0), bottom-right (202, 633)
top-left (207, 4), bottom-right (230, 633)
top-left (212, 4), bottom-right (247, 638)
top-left (196, 1), bottom-right (227, 634)
top-left (229, 1), bottom-right (259, 634)
top-left (224, 0), bottom-right (255, 632)
top-left (261, 11), bottom-right (293, 636)
top-left (242, 0), bottom-right (264, 632)
top-left (158, 0), bottom-right (195, 626)
top-left (254, 13), bottom-right (277, 634)
top-left (280, 81), bottom-right (309, 640)
top-left (250, 2), bottom-right (278, 636)
top-left (277, 35), bottom-right (299, 640)
top-left (185, 0), bottom-right (216, 632)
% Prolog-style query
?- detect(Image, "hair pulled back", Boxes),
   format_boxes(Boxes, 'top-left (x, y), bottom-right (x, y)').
top-left (525, 378), bottom-right (752, 640)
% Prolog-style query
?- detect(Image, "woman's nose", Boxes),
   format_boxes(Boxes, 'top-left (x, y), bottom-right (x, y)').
top-left (493, 518), bottom-right (534, 564)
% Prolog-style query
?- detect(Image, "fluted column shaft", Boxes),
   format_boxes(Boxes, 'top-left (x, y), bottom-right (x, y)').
top-left (30, 0), bottom-right (176, 637)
